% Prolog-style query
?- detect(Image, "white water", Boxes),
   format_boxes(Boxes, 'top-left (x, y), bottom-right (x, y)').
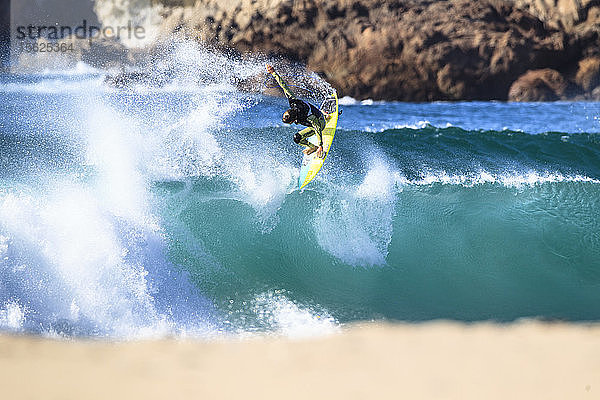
top-left (0, 40), bottom-right (336, 338)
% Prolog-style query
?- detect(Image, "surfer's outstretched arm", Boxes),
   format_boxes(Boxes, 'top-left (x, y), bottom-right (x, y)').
top-left (266, 64), bottom-right (297, 100)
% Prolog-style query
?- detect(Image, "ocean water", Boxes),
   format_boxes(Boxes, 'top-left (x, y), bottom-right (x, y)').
top-left (1, 45), bottom-right (599, 339)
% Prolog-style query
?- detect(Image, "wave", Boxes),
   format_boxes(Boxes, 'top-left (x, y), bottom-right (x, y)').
top-left (1, 41), bottom-right (600, 338)
top-left (150, 170), bottom-right (600, 324)
top-left (0, 41), bottom-right (342, 338)
top-left (338, 96), bottom-right (385, 106)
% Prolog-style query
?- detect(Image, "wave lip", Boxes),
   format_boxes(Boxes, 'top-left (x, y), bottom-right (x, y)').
top-left (398, 170), bottom-right (600, 188)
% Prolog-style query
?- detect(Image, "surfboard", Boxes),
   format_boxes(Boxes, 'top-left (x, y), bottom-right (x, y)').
top-left (298, 93), bottom-right (339, 189)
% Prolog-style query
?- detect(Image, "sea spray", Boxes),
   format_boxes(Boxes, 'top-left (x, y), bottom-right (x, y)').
top-left (0, 40), bottom-right (340, 337)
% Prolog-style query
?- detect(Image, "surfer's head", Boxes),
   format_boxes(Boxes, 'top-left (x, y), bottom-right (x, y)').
top-left (282, 108), bottom-right (298, 124)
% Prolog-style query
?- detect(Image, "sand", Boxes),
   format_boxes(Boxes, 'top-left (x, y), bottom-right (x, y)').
top-left (0, 321), bottom-right (599, 399)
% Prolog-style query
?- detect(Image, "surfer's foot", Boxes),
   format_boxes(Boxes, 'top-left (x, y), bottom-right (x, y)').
top-left (303, 146), bottom-right (317, 155)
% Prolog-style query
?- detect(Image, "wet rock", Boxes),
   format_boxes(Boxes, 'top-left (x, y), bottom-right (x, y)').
top-left (575, 57), bottom-right (600, 91)
top-left (508, 68), bottom-right (573, 101)
top-left (149, 0), bottom-right (600, 101)
top-left (510, 0), bottom-right (600, 33)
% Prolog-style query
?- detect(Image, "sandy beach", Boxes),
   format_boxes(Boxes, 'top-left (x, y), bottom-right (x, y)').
top-left (1, 321), bottom-right (598, 399)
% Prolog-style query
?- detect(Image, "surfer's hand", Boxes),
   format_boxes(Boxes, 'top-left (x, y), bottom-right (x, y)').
top-left (317, 146), bottom-right (323, 158)
top-left (266, 64), bottom-right (275, 74)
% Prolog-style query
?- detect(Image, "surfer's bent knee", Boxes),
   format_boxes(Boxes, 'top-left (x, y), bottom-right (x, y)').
top-left (293, 132), bottom-right (302, 144)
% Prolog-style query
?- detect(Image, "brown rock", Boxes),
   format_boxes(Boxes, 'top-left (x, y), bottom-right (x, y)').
top-left (510, 0), bottom-right (600, 33)
top-left (508, 68), bottom-right (569, 101)
top-left (575, 57), bottom-right (600, 91)
top-left (150, 0), bottom-right (596, 101)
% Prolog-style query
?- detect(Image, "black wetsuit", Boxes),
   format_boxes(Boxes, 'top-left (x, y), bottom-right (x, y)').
top-left (270, 71), bottom-right (326, 148)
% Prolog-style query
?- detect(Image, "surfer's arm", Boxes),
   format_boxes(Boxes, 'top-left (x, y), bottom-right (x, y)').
top-left (266, 65), bottom-right (297, 100)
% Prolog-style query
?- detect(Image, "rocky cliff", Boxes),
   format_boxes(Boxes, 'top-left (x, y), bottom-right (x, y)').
top-left (510, 0), bottom-right (600, 33)
top-left (104, 0), bottom-right (600, 101)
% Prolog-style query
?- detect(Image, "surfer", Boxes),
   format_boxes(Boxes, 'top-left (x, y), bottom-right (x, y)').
top-left (266, 64), bottom-right (327, 158)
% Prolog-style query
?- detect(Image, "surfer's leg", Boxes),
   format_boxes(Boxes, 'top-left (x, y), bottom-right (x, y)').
top-left (294, 127), bottom-right (316, 149)
top-left (294, 127), bottom-right (319, 155)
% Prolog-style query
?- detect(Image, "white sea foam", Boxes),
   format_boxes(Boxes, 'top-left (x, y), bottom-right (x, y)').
top-left (314, 156), bottom-right (398, 266)
top-left (338, 96), bottom-right (358, 105)
top-left (41, 61), bottom-right (102, 76)
top-left (227, 157), bottom-right (296, 228)
top-left (0, 187), bottom-right (171, 337)
top-left (0, 234), bottom-right (8, 259)
top-left (398, 170), bottom-right (600, 187)
top-left (0, 41), bottom-right (255, 338)
top-left (0, 39), bottom-right (342, 338)
top-left (0, 301), bottom-right (26, 331)
top-left (363, 120), bottom-right (434, 132)
top-left (250, 291), bottom-right (338, 339)
top-left (338, 96), bottom-right (389, 106)
top-left (0, 76), bottom-right (107, 94)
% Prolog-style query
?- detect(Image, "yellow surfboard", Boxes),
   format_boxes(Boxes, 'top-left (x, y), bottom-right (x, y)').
top-left (298, 93), bottom-right (339, 189)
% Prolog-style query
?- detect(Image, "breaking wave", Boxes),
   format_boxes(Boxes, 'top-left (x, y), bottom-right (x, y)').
top-left (1, 41), bottom-right (600, 338)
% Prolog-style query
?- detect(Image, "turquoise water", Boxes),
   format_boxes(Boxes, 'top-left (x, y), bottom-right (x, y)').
top-left (0, 54), bottom-right (599, 338)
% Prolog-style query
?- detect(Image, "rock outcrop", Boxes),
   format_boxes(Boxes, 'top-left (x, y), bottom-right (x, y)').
top-left (575, 56), bottom-right (600, 91)
top-left (19, 0), bottom-right (600, 100)
top-left (510, 0), bottom-right (600, 33)
top-left (508, 68), bottom-right (572, 101)
top-left (147, 0), bottom-right (599, 101)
